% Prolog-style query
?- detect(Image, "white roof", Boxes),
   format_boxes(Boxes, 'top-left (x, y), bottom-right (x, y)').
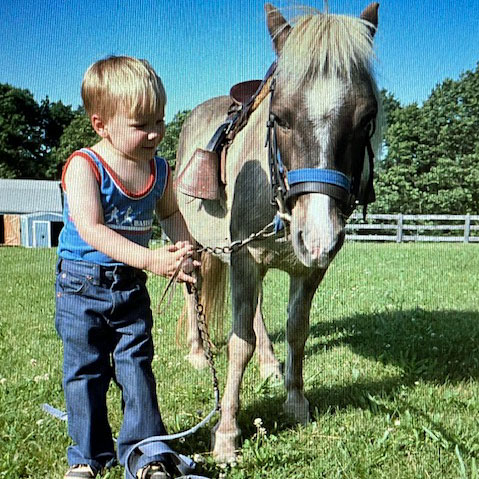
top-left (0, 179), bottom-right (62, 214)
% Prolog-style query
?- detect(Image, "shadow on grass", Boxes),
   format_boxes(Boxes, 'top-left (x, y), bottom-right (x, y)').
top-left (307, 308), bottom-right (479, 382)
top-left (234, 309), bottom-right (479, 435)
top-left (170, 308), bottom-right (479, 471)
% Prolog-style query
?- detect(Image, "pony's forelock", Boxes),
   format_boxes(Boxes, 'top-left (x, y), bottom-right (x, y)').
top-left (276, 10), bottom-right (376, 88)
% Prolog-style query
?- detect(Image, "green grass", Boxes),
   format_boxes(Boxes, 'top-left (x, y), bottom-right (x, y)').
top-left (1, 243), bottom-right (479, 478)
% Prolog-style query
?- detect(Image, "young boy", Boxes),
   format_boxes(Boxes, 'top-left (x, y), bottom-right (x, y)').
top-left (55, 56), bottom-right (198, 479)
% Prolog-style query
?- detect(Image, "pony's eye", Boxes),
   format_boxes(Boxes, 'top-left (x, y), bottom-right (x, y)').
top-left (359, 115), bottom-right (376, 137)
top-left (274, 114), bottom-right (290, 130)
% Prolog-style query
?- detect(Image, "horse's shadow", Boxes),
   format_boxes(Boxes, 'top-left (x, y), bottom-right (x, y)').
top-left (307, 308), bottom-right (479, 383)
top-left (238, 308), bottom-right (479, 435)
top-left (175, 309), bottom-right (479, 471)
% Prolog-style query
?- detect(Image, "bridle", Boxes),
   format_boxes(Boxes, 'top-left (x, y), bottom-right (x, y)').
top-left (265, 68), bottom-right (377, 224)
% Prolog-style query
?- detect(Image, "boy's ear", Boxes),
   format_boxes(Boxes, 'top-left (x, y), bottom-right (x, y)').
top-left (91, 114), bottom-right (108, 138)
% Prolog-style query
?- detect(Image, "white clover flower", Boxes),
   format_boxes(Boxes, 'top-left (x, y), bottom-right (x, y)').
top-left (34, 373), bottom-right (50, 383)
top-left (253, 418), bottom-right (263, 428)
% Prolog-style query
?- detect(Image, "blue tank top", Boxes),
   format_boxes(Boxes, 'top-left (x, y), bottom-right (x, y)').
top-left (58, 148), bottom-right (169, 266)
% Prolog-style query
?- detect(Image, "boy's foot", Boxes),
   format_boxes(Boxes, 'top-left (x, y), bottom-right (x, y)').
top-left (136, 461), bottom-right (172, 479)
top-left (64, 464), bottom-right (97, 478)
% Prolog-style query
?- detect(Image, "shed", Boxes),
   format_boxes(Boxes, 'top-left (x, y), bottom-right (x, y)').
top-left (0, 179), bottom-right (63, 248)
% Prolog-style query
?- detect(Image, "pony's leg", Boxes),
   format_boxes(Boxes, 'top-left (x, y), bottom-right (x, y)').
top-left (183, 285), bottom-right (208, 369)
top-left (212, 252), bottom-right (260, 463)
top-left (254, 288), bottom-right (282, 381)
top-left (284, 271), bottom-right (324, 424)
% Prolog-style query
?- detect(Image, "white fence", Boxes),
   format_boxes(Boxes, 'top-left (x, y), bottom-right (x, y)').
top-left (346, 214), bottom-right (479, 243)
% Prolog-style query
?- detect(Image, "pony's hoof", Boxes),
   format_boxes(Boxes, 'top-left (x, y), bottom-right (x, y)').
top-left (284, 395), bottom-right (310, 424)
top-left (212, 430), bottom-right (240, 463)
top-left (185, 352), bottom-right (209, 370)
top-left (259, 361), bottom-right (283, 382)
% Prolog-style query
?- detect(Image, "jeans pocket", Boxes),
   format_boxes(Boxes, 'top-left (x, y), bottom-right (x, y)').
top-left (57, 271), bottom-right (90, 295)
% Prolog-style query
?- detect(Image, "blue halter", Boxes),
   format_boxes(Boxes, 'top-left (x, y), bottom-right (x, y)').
top-left (287, 169), bottom-right (351, 192)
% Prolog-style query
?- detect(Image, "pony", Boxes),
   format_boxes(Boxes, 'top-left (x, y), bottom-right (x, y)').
top-left (175, 2), bottom-right (382, 462)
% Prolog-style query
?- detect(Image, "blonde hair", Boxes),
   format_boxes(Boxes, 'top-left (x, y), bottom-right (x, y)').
top-left (276, 12), bottom-right (375, 89)
top-left (81, 55), bottom-right (166, 121)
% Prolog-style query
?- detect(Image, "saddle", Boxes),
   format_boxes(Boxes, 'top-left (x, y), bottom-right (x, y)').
top-left (176, 66), bottom-right (276, 200)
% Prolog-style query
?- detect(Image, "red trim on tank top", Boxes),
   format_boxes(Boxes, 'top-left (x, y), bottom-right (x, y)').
top-left (85, 148), bottom-right (156, 199)
top-left (61, 151), bottom-right (102, 191)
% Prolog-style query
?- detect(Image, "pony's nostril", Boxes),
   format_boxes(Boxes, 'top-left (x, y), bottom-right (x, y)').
top-left (298, 230), bottom-right (304, 244)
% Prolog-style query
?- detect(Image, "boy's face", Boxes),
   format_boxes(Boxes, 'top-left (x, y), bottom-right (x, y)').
top-left (104, 105), bottom-right (165, 162)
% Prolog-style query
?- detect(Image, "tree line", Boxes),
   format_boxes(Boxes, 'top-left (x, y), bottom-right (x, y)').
top-left (1, 62), bottom-right (478, 214)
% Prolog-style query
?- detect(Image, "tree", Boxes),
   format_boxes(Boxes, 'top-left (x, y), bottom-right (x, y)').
top-left (0, 83), bottom-right (44, 178)
top-left (372, 63), bottom-right (479, 214)
top-left (41, 98), bottom-right (75, 153)
top-left (49, 108), bottom-right (97, 179)
top-left (157, 110), bottom-right (190, 168)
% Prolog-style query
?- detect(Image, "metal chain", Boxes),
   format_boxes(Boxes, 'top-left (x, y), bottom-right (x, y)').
top-left (195, 219), bottom-right (278, 256)
top-left (186, 217), bottom-right (283, 411)
top-left (190, 282), bottom-right (220, 405)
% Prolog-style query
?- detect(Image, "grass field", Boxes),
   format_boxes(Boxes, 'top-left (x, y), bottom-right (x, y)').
top-left (1, 242), bottom-right (479, 478)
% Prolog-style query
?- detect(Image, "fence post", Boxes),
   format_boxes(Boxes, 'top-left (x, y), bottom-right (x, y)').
top-left (464, 214), bottom-right (471, 243)
top-left (396, 214), bottom-right (403, 243)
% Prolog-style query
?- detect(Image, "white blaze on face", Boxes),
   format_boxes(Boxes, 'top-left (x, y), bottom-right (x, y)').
top-left (304, 77), bottom-right (346, 168)
top-left (302, 194), bottom-right (337, 261)
top-left (292, 78), bottom-right (347, 267)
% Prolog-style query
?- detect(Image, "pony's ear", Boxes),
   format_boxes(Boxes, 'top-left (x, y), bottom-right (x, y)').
top-left (265, 3), bottom-right (291, 55)
top-left (360, 2), bottom-right (379, 38)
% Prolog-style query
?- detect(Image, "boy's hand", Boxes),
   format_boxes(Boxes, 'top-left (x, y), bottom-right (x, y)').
top-left (147, 241), bottom-right (200, 283)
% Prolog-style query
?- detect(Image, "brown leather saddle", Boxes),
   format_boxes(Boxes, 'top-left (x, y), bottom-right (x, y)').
top-left (176, 65), bottom-right (276, 200)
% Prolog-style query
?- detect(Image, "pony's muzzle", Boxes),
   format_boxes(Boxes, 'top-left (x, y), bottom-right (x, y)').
top-left (291, 194), bottom-right (345, 268)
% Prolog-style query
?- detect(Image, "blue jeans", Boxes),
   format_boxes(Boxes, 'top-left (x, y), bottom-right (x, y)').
top-left (55, 259), bottom-right (168, 474)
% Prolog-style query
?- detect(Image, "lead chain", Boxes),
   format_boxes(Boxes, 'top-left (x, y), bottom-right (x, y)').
top-left (186, 218), bottom-right (280, 408)
top-left (194, 219), bottom-right (278, 256)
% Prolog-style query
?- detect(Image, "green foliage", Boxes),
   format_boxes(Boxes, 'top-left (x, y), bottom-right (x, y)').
top-left (0, 83), bottom-right (45, 178)
top-left (40, 98), bottom-right (75, 154)
top-left (373, 63), bottom-right (479, 214)
top-left (157, 110), bottom-right (190, 168)
top-left (49, 109), bottom-right (97, 179)
top-left (3, 60), bottom-right (479, 213)
top-left (0, 84), bottom-right (78, 180)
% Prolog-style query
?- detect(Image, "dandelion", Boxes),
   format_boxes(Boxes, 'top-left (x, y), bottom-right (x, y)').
top-left (30, 358), bottom-right (38, 367)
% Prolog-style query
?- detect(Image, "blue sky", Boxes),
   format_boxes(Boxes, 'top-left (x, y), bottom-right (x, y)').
top-left (1, 0), bottom-right (478, 122)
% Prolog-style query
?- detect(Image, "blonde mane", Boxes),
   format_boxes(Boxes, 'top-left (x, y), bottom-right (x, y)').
top-left (276, 11), bottom-right (376, 88)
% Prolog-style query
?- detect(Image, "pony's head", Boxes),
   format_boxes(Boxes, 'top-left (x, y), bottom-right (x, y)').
top-left (265, 3), bottom-right (382, 268)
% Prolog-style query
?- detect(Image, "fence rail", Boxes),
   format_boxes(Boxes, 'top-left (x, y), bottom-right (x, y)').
top-left (346, 214), bottom-right (479, 243)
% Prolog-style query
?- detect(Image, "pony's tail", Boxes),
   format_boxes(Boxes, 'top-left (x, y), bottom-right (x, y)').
top-left (200, 252), bottom-right (228, 343)
top-left (176, 251), bottom-right (228, 346)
